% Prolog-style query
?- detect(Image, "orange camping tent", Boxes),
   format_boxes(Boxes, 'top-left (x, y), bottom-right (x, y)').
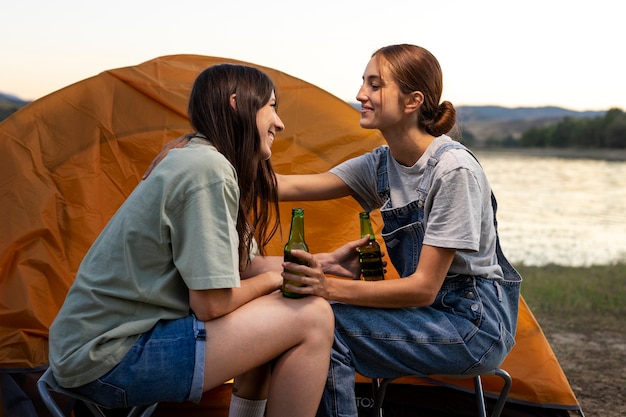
top-left (0, 55), bottom-right (582, 416)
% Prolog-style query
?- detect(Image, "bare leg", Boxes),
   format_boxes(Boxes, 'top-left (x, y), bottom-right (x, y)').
top-left (202, 292), bottom-right (334, 417)
top-left (232, 364), bottom-right (271, 400)
top-left (228, 366), bottom-right (271, 417)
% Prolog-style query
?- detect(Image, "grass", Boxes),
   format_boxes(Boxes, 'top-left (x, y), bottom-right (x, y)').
top-left (514, 263), bottom-right (626, 331)
top-left (515, 264), bottom-right (626, 416)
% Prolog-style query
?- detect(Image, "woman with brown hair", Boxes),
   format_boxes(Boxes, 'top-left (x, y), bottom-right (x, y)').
top-left (279, 44), bottom-right (522, 417)
top-left (48, 64), bottom-right (337, 417)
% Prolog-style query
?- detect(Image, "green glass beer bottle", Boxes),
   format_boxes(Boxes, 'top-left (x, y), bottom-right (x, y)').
top-left (357, 211), bottom-right (385, 281)
top-left (282, 208), bottom-right (309, 298)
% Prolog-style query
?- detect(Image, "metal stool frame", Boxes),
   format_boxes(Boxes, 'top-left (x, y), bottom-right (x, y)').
top-left (370, 368), bottom-right (512, 417)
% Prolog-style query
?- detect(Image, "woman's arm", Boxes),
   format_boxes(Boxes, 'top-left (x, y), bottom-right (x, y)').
top-left (282, 244), bottom-right (455, 308)
top-left (276, 172), bottom-right (353, 201)
top-left (189, 270), bottom-right (283, 321)
top-left (190, 236), bottom-right (368, 321)
top-left (241, 255), bottom-right (283, 279)
top-left (190, 237), bottom-right (369, 321)
top-left (143, 137), bottom-right (354, 203)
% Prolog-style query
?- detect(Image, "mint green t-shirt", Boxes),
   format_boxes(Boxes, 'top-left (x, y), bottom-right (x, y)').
top-left (49, 137), bottom-right (241, 387)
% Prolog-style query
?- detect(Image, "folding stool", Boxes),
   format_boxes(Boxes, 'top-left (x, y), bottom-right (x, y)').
top-left (371, 367), bottom-right (512, 417)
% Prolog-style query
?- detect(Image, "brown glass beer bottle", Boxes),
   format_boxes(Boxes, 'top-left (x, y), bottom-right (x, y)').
top-left (357, 212), bottom-right (384, 281)
top-left (282, 208), bottom-right (309, 298)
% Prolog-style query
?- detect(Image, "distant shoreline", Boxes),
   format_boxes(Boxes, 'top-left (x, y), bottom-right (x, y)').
top-left (473, 147), bottom-right (626, 162)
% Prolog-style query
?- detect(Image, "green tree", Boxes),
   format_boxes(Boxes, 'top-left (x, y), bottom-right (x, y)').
top-left (521, 126), bottom-right (549, 147)
top-left (601, 108), bottom-right (626, 148)
top-left (519, 108), bottom-right (625, 149)
top-left (549, 117), bottom-right (576, 147)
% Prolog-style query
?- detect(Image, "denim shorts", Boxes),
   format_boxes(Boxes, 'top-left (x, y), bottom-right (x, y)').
top-left (68, 315), bottom-right (206, 407)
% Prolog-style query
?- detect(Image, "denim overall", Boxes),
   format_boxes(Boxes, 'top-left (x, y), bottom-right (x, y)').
top-left (317, 142), bottom-right (522, 417)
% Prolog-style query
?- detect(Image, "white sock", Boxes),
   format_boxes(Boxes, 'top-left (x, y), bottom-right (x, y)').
top-left (228, 394), bottom-right (267, 417)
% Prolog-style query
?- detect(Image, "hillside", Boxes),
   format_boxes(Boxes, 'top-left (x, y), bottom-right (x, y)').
top-left (0, 93), bottom-right (29, 121)
top-left (1, 92), bottom-right (607, 146)
top-left (455, 105), bottom-right (605, 145)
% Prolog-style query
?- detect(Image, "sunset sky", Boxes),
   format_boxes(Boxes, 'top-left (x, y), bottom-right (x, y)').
top-left (2, 0), bottom-right (624, 111)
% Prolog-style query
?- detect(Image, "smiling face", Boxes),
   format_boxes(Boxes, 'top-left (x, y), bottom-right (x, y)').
top-left (356, 57), bottom-right (406, 131)
top-left (256, 90), bottom-right (284, 160)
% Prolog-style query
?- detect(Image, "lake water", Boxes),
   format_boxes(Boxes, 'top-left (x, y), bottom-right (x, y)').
top-left (476, 151), bottom-right (626, 267)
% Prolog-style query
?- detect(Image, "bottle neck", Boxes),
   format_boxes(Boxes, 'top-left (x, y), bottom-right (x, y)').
top-left (360, 215), bottom-right (375, 241)
top-left (289, 216), bottom-right (305, 242)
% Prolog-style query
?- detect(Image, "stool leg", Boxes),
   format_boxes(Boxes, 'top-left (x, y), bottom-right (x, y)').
top-left (490, 369), bottom-right (512, 417)
top-left (371, 378), bottom-right (393, 417)
top-left (473, 375), bottom-right (487, 417)
top-left (37, 381), bottom-right (69, 417)
top-left (129, 403), bottom-right (159, 417)
top-left (84, 402), bottom-right (107, 417)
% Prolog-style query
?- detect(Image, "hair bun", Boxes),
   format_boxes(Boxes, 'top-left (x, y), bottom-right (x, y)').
top-left (426, 101), bottom-right (456, 136)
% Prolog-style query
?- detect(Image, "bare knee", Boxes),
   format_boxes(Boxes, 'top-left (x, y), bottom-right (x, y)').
top-left (298, 296), bottom-right (335, 344)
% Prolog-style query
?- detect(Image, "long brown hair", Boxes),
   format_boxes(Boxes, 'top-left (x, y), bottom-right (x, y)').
top-left (188, 64), bottom-right (280, 270)
top-left (373, 44), bottom-right (456, 136)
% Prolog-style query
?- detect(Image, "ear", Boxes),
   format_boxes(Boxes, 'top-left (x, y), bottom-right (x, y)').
top-left (229, 93), bottom-right (237, 111)
top-left (404, 91), bottom-right (424, 114)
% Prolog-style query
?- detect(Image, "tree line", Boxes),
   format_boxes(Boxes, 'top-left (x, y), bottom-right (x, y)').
top-left (519, 108), bottom-right (626, 148)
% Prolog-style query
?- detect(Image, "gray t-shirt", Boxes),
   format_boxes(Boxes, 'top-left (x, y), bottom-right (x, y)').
top-left (330, 135), bottom-right (502, 279)
top-left (49, 137), bottom-right (241, 387)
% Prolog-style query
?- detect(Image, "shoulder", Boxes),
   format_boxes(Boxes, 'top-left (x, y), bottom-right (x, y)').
top-left (355, 145), bottom-right (389, 169)
top-left (433, 137), bottom-right (481, 173)
top-left (183, 139), bottom-right (233, 171)
top-left (161, 139), bottom-right (236, 183)
top-left (143, 138), bottom-right (239, 208)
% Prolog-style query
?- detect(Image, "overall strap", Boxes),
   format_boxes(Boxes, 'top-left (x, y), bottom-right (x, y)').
top-left (374, 146), bottom-right (390, 203)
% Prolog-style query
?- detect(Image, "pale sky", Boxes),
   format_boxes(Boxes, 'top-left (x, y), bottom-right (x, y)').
top-left (2, 0), bottom-right (624, 111)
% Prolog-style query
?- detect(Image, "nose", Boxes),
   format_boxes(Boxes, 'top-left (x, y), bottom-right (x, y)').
top-left (275, 114), bottom-right (285, 132)
top-left (356, 84), bottom-right (367, 103)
